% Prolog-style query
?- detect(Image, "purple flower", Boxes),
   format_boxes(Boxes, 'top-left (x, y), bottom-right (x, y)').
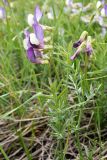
top-left (23, 5), bottom-right (45, 64)
top-left (0, 7), bottom-right (6, 20)
top-left (104, 4), bottom-right (107, 15)
top-left (71, 41), bottom-right (86, 60)
top-left (101, 4), bottom-right (107, 16)
top-left (34, 5), bottom-right (43, 23)
top-left (73, 40), bottom-right (82, 48)
top-left (85, 46), bottom-right (93, 56)
top-left (70, 35), bottom-right (93, 60)
top-left (73, 31), bottom-right (88, 48)
top-left (85, 36), bottom-right (93, 56)
top-left (23, 5), bottom-right (53, 64)
top-left (33, 23), bottom-right (44, 49)
top-left (27, 5), bottom-right (43, 26)
top-left (23, 29), bottom-right (44, 64)
top-left (23, 5), bottom-right (47, 64)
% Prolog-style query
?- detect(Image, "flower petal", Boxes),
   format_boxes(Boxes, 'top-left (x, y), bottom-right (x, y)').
top-left (27, 47), bottom-right (35, 62)
top-left (27, 47), bottom-right (41, 63)
top-left (104, 4), bottom-right (107, 16)
top-left (34, 5), bottom-right (43, 23)
top-left (23, 29), bottom-right (31, 49)
top-left (70, 50), bottom-right (80, 60)
top-left (33, 23), bottom-right (44, 48)
top-left (73, 40), bottom-right (82, 48)
top-left (24, 29), bottom-right (30, 38)
top-left (29, 33), bottom-right (39, 45)
top-left (85, 36), bottom-right (93, 55)
top-left (34, 49), bottom-right (43, 57)
top-left (27, 47), bottom-right (43, 64)
top-left (0, 7), bottom-right (6, 19)
top-left (27, 14), bottom-right (34, 26)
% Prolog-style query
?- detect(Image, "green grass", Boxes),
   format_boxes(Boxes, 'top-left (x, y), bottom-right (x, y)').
top-left (0, 0), bottom-right (107, 159)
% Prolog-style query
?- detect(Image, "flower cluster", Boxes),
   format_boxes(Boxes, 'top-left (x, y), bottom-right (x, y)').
top-left (64, 0), bottom-right (107, 36)
top-left (81, 0), bottom-right (107, 36)
top-left (23, 5), bottom-right (94, 63)
top-left (23, 5), bottom-right (53, 64)
top-left (64, 0), bottom-right (92, 15)
top-left (70, 31), bottom-right (93, 60)
top-left (96, 0), bottom-right (107, 17)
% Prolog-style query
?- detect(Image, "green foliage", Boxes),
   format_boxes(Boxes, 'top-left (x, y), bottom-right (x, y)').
top-left (0, 0), bottom-right (107, 159)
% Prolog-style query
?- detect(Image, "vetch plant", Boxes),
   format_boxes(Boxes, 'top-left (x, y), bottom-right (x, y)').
top-left (96, 0), bottom-right (107, 17)
top-left (23, 5), bottom-right (53, 64)
top-left (70, 31), bottom-right (93, 60)
top-left (73, 31), bottom-right (88, 48)
top-left (81, 0), bottom-right (107, 36)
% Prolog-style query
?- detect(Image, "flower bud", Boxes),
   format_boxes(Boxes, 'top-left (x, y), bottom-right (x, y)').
top-left (73, 31), bottom-right (88, 48)
top-left (71, 41), bottom-right (86, 60)
top-left (85, 36), bottom-right (93, 56)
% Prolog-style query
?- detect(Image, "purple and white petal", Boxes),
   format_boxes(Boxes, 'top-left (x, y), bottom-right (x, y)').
top-left (27, 47), bottom-right (43, 64)
top-left (85, 45), bottom-right (93, 56)
top-left (104, 4), bottom-right (107, 16)
top-left (85, 36), bottom-right (93, 56)
top-left (33, 23), bottom-right (44, 48)
top-left (71, 41), bottom-right (86, 60)
top-left (34, 49), bottom-right (43, 58)
top-left (24, 29), bottom-right (30, 38)
top-left (73, 31), bottom-right (88, 48)
top-left (0, 7), bottom-right (6, 19)
top-left (73, 40), bottom-right (82, 48)
top-left (70, 50), bottom-right (80, 60)
top-left (34, 5), bottom-right (43, 23)
top-left (23, 29), bottom-right (31, 50)
top-left (27, 47), bottom-right (35, 62)
top-left (29, 33), bottom-right (39, 45)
